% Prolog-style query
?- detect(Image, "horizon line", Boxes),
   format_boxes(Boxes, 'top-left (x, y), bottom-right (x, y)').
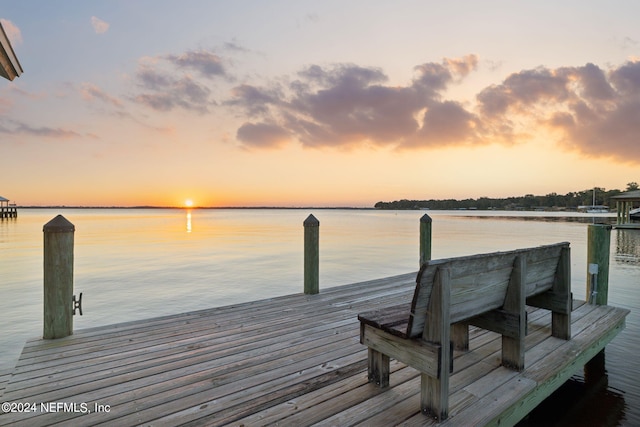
top-left (14, 205), bottom-right (377, 210)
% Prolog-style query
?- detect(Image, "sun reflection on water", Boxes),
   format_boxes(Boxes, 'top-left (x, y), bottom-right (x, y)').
top-left (186, 210), bottom-right (192, 233)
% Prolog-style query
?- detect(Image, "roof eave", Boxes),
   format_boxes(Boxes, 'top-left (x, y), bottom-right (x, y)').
top-left (0, 21), bottom-right (23, 81)
top-left (611, 190), bottom-right (640, 200)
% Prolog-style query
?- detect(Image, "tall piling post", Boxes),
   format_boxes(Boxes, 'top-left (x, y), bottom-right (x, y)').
top-left (584, 224), bottom-right (612, 385)
top-left (304, 214), bottom-right (319, 295)
top-left (43, 215), bottom-right (75, 339)
top-left (420, 213), bottom-right (432, 265)
top-left (586, 224), bottom-right (612, 306)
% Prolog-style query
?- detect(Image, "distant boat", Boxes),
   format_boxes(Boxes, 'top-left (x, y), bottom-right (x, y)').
top-left (578, 205), bottom-right (609, 213)
top-left (578, 188), bottom-right (609, 213)
top-left (586, 206), bottom-right (609, 213)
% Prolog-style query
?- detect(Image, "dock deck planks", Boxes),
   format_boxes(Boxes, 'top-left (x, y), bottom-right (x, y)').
top-left (0, 272), bottom-right (629, 426)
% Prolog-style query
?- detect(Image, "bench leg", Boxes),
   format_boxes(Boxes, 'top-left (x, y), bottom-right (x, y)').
top-left (552, 312), bottom-right (571, 340)
top-left (553, 246), bottom-right (572, 339)
top-left (451, 322), bottom-right (469, 351)
top-left (368, 348), bottom-right (390, 387)
top-left (502, 334), bottom-right (525, 371)
top-left (421, 373), bottom-right (449, 421)
top-left (502, 255), bottom-right (526, 371)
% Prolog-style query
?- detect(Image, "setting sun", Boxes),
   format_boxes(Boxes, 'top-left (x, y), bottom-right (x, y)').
top-left (185, 199), bottom-right (194, 208)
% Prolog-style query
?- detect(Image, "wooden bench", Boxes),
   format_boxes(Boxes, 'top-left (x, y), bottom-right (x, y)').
top-left (358, 242), bottom-right (571, 421)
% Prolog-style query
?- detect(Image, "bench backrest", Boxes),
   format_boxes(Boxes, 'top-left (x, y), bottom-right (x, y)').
top-left (405, 242), bottom-right (569, 338)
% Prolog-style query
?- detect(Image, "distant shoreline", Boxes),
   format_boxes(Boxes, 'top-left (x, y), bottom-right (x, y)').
top-left (15, 206), bottom-right (377, 210)
top-left (13, 206), bottom-right (619, 215)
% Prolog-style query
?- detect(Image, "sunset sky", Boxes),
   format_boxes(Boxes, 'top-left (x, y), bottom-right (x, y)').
top-left (1, 1), bottom-right (639, 207)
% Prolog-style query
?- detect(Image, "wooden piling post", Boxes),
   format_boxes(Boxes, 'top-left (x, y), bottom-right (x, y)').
top-left (304, 214), bottom-right (319, 295)
top-left (586, 224), bottom-right (611, 305)
top-left (420, 213), bottom-right (432, 266)
top-left (43, 215), bottom-right (75, 339)
top-left (584, 225), bottom-right (611, 385)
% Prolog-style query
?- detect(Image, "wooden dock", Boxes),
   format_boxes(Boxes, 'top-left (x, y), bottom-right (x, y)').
top-left (613, 223), bottom-right (640, 229)
top-left (0, 273), bottom-right (629, 426)
top-left (0, 196), bottom-right (17, 218)
top-left (0, 205), bottom-right (17, 219)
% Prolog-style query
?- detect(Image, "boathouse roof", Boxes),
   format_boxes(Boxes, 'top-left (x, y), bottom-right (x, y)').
top-left (611, 190), bottom-right (640, 201)
top-left (0, 196), bottom-right (9, 202)
top-left (0, 21), bottom-right (23, 81)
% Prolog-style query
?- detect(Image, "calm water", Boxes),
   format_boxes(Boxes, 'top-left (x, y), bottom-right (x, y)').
top-left (1, 209), bottom-right (638, 425)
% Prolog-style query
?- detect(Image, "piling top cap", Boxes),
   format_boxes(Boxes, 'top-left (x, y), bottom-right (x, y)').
top-left (589, 223), bottom-right (612, 230)
top-left (420, 213), bottom-right (432, 222)
top-left (43, 215), bottom-right (75, 232)
top-left (303, 214), bottom-right (319, 226)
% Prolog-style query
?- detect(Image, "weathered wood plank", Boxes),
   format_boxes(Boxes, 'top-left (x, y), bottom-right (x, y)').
top-left (312, 375), bottom-right (422, 427)
top-left (488, 311), bottom-right (628, 426)
top-left (1, 340), bottom-right (366, 426)
top-left (501, 255), bottom-right (526, 370)
top-left (360, 324), bottom-right (439, 378)
top-left (8, 319), bottom-right (359, 396)
top-left (131, 353), bottom-right (365, 426)
top-left (20, 272), bottom-right (417, 355)
top-left (358, 303), bottom-right (411, 337)
top-left (422, 266), bottom-right (452, 420)
top-left (443, 374), bottom-right (537, 426)
top-left (232, 360), bottom-right (409, 426)
top-left (523, 243), bottom-right (565, 295)
top-left (408, 242), bottom-right (568, 337)
top-left (411, 254), bottom-right (516, 335)
top-left (0, 368), bottom-right (11, 400)
top-left (552, 245), bottom-right (572, 339)
top-left (525, 307), bottom-right (628, 383)
top-left (14, 282), bottom-right (416, 376)
top-left (12, 301), bottom-right (365, 376)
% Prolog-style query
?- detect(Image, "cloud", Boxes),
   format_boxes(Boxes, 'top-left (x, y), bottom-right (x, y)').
top-left (134, 75), bottom-right (212, 113)
top-left (412, 101), bottom-right (478, 147)
top-left (131, 49), bottom-right (229, 113)
top-left (0, 120), bottom-right (80, 139)
top-left (91, 16), bottom-right (109, 34)
top-left (80, 83), bottom-right (123, 107)
top-left (477, 60), bottom-right (640, 162)
top-left (17, 123), bottom-right (81, 138)
top-left (136, 63), bottom-right (172, 89)
top-left (443, 55), bottom-right (479, 80)
top-left (223, 40), bottom-right (250, 53)
top-left (305, 13), bottom-right (320, 24)
top-left (609, 60), bottom-right (640, 95)
top-left (225, 84), bottom-right (281, 116)
top-left (0, 19), bottom-right (22, 45)
top-left (621, 36), bottom-right (638, 49)
top-left (229, 55), bottom-right (480, 149)
top-left (477, 67), bottom-right (572, 118)
top-left (236, 122), bottom-right (291, 149)
top-left (165, 50), bottom-right (227, 79)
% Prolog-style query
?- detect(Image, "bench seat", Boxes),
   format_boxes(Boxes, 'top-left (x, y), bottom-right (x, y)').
top-left (358, 304), bottom-right (412, 338)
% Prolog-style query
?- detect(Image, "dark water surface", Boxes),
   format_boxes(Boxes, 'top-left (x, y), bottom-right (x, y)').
top-left (1, 209), bottom-right (637, 425)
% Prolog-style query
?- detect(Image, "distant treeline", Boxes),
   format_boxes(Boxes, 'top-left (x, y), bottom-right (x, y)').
top-left (374, 184), bottom-right (638, 211)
